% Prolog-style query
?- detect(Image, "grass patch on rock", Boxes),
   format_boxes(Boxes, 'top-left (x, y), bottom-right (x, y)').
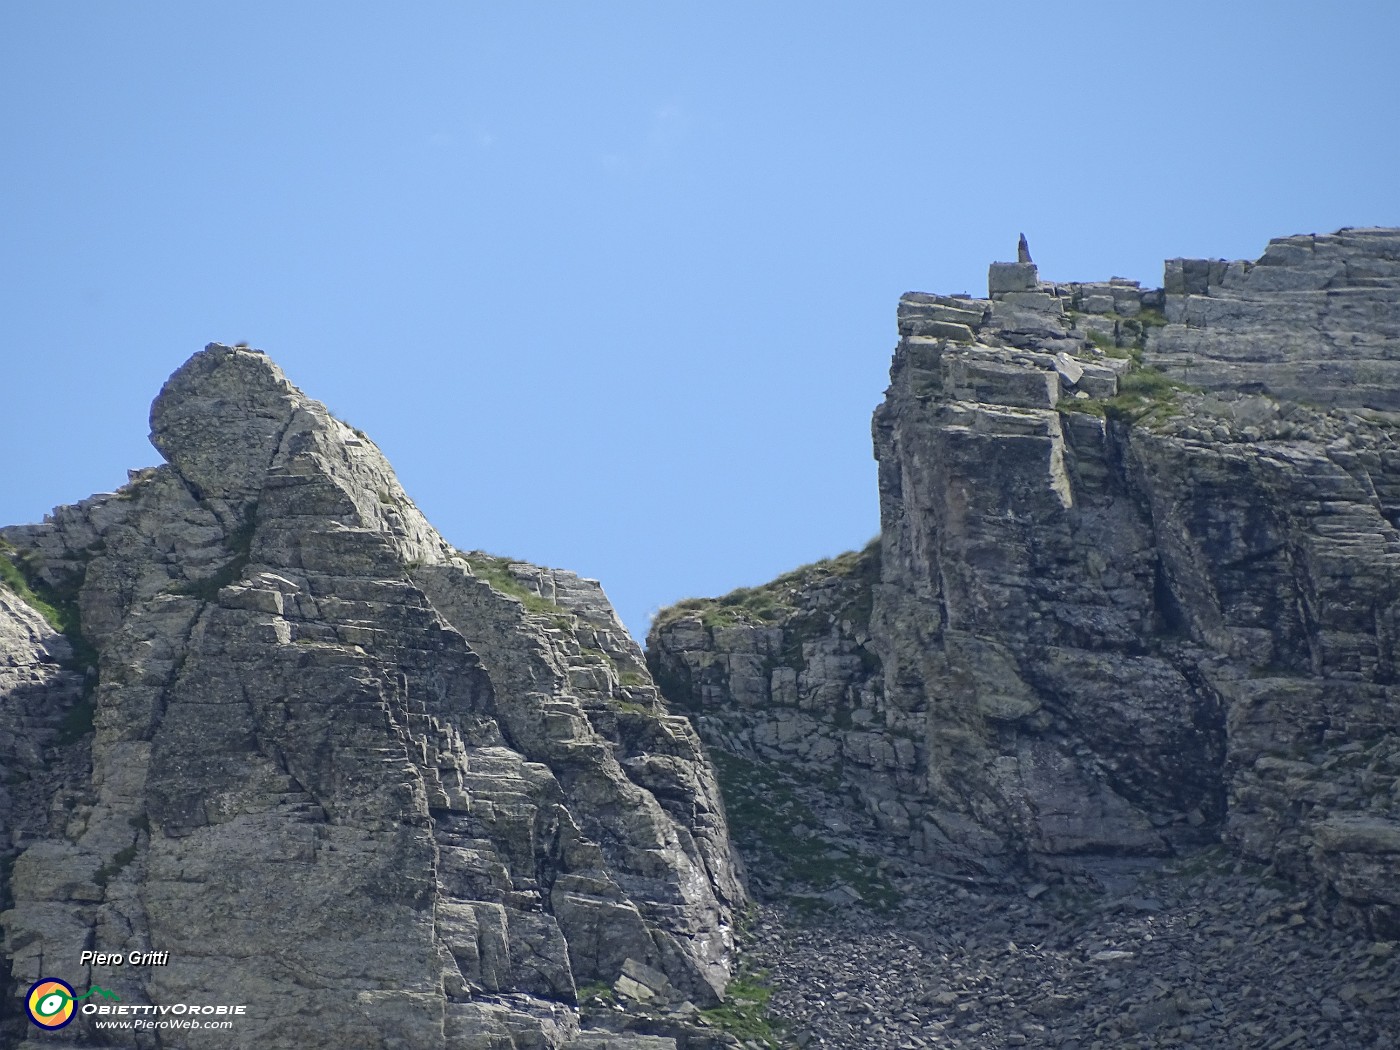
top-left (701, 970), bottom-right (783, 1047)
top-left (653, 538), bottom-right (880, 634)
top-left (1058, 348), bottom-right (1195, 426)
top-left (1086, 328), bottom-right (1117, 352)
top-left (466, 552), bottom-right (572, 626)
top-left (576, 981), bottom-right (615, 1008)
top-left (1057, 397), bottom-right (1107, 418)
top-left (1101, 367), bottom-right (1195, 423)
top-left (0, 539), bottom-right (92, 657)
top-left (0, 538), bottom-right (100, 743)
top-left (0, 546), bottom-right (69, 633)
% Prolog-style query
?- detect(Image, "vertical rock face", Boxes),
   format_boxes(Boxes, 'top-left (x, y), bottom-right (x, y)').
top-left (1, 345), bottom-right (740, 1049)
top-left (650, 230), bottom-right (1400, 937)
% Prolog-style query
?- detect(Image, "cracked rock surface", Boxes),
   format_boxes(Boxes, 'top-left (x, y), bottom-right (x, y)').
top-left (1, 345), bottom-right (742, 1049)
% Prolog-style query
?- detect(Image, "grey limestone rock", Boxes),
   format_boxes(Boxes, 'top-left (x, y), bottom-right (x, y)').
top-left (1152, 229), bottom-right (1400, 409)
top-left (0, 345), bottom-right (742, 1049)
top-left (988, 262), bottom-right (1039, 295)
top-left (650, 229), bottom-right (1400, 941)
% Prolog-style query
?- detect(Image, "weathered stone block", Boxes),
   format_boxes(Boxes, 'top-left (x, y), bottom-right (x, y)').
top-left (1111, 285), bottom-right (1142, 315)
top-left (999, 290), bottom-right (1064, 315)
top-left (988, 261), bottom-right (1039, 295)
top-left (945, 356), bottom-right (1058, 409)
top-left (901, 318), bottom-right (976, 341)
top-left (1053, 351), bottom-right (1084, 386)
top-left (1076, 363), bottom-right (1120, 397)
top-left (898, 293), bottom-right (985, 333)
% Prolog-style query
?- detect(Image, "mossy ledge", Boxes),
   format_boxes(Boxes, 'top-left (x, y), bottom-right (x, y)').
top-left (652, 537), bottom-right (880, 633)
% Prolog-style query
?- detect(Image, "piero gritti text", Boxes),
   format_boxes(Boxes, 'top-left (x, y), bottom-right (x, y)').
top-left (81, 950), bottom-right (170, 966)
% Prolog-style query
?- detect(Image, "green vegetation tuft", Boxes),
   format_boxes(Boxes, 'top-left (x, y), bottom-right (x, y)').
top-left (701, 970), bottom-right (783, 1047)
top-left (1057, 398), bottom-right (1107, 418)
top-left (576, 981), bottom-right (614, 1006)
top-left (1059, 335), bottom-right (1195, 425)
top-left (653, 538), bottom-right (880, 634)
top-left (0, 551), bottom-right (66, 632)
top-left (1118, 368), bottom-right (1181, 399)
top-left (1, 538), bottom-right (101, 744)
top-left (1100, 367), bottom-right (1196, 423)
top-left (0, 539), bottom-right (91, 650)
top-left (467, 553), bottom-right (573, 623)
top-left (1085, 328), bottom-right (1117, 351)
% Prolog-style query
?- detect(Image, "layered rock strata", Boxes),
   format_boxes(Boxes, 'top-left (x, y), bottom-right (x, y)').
top-left (1, 346), bottom-right (741, 1049)
top-left (649, 229), bottom-right (1400, 937)
top-left (1152, 228), bottom-right (1400, 408)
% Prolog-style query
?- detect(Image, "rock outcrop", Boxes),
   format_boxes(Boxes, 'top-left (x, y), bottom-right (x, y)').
top-left (1, 346), bottom-right (742, 1049)
top-left (1153, 228), bottom-right (1400, 409)
top-left (649, 229), bottom-right (1400, 938)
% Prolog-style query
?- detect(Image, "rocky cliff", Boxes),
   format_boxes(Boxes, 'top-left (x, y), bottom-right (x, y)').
top-left (1, 346), bottom-right (743, 1049)
top-left (649, 229), bottom-right (1400, 938)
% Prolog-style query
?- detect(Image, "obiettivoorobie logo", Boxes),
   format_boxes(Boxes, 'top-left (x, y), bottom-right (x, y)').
top-left (25, 978), bottom-right (120, 1029)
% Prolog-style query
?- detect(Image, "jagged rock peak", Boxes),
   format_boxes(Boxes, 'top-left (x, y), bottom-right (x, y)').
top-left (148, 343), bottom-right (450, 563)
top-left (1, 346), bottom-right (743, 1049)
top-left (149, 343), bottom-right (300, 505)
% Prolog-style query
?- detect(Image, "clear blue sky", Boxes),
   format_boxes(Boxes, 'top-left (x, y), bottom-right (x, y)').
top-left (4, 3), bottom-right (1398, 639)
